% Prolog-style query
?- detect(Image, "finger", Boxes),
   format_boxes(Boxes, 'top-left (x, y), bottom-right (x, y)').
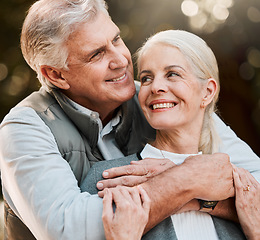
top-left (97, 175), bottom-right (148, 190)
top-left (233, 167), bottom-right (253, 197)
top-left (131, 158), bottom-right (175, 167)
top-left (102, 189), bottom-right (113, 222)
top-left (233, 166), bottom-right (243, 191)
top-left (131, 158), bottom-right (161, 165)
top-left (237, 167), bottom-right (259, 187)
top-left (115, 187), bottom-right (143, 208)
top-left (112, 187), bottom-right (132, 210)
top-left (102, 165), bottom-right (149, 179)
top-left (235, 167), bottom-right (253, 189)
top-left (132, 159), bottom-right (175, 177)
top-left (98, 189), bottom-right (105, 198)
top-left (233, 167), bottom-right (247, 201)
top-left (138, 185), bottom-right (151, 214)
top-left (129, 187), bottom-right (142, 206)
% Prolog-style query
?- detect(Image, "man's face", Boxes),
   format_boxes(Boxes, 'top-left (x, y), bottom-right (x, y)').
top-left (60, 12), bottom-right (135, 121)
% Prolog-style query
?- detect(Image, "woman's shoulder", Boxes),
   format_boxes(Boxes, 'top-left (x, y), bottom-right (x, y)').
top-left (80, 154), bottom-right (139, 194)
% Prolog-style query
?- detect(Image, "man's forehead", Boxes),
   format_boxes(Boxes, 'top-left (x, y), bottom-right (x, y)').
top-left (67, 14), bottom-right (119, 52)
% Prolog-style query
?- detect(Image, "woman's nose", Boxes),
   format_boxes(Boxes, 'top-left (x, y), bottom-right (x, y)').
top-left (151, 77), bottom-right (168, 94)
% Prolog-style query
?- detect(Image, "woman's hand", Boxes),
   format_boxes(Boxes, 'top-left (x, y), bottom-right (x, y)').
top-left (102, 185), bottom-right (151, 240)
top-left (233, 165), bottom-right (260, 240)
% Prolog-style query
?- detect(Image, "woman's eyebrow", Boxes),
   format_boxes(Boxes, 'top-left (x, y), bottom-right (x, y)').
top-left (138, 70), bottom-right (152, 78)
top-left (165, 65), bottom-right (186, 72)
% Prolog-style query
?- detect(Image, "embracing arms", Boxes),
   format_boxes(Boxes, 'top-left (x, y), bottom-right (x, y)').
top-left (94, 153), bottom-right (235, 232)
top-left (94, 114), bottom-right (260, 232)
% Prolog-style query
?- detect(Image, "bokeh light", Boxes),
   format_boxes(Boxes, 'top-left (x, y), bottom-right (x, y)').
top-left (247, 6), bottom-right (260, 23)
top-left (239, 62), bottom-right (255, 81)
top-left (0, 64), bottom-right (8, 81)
top-left (180, 0), bottom-right (234, 33)
top-left (181, 0), bottom-right (199, 17)
top-left (212, 4), bottom-right (229, 22)
top-left (248, 48), bottom-right (260, 68)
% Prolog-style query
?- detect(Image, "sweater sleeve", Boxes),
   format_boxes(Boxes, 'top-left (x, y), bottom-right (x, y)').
top-left (0, 106), bottom-right (105, 240)
top-left (214, 113), bottom-right (260, 182)
top-left (80, 154), bottom-right (137, 194)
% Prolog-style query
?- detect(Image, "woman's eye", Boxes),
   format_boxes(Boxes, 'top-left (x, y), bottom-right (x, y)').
top-left (140, 76), bottom-right (152, 85)
top-left (168, 72), bottom-right (181, 78)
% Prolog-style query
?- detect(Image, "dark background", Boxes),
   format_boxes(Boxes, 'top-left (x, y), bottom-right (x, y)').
top-left (0, 0), bottom-right (260, 156)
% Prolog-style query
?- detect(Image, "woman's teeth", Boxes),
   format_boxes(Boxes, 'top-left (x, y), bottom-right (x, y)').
top-left (153, 103), bottom-right (174, 110)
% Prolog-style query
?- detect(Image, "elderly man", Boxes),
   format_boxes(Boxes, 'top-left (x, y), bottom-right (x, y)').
top-left (0, 0), bottom-right (259, 239)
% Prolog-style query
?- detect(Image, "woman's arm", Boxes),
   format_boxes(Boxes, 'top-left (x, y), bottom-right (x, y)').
top-left (233, 165), bottom-right (260, 240)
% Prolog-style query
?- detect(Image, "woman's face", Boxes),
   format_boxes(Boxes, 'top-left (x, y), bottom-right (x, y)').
top-left (138, 43), bottom-right (207, 131)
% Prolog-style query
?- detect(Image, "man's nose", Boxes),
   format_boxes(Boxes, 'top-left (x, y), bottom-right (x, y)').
top-left (109, 48), bottom-right (128, 70)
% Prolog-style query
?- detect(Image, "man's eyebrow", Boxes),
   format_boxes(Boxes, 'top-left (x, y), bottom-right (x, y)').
top-left (86, 31), bottom-right (121, 60)
top-left (86, 45), bottom-right (105, 59)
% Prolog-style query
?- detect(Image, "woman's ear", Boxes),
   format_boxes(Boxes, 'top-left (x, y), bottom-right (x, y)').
top-left (40, 66), bottom-right (70, 90)
top-left (201, 78), bottom-right (217, 108)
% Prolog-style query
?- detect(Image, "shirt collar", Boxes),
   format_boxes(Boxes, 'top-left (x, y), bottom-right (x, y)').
top-left (61, 93), bottom-right (122, 136)
top-left (140, 143), bottom-right (201, 165)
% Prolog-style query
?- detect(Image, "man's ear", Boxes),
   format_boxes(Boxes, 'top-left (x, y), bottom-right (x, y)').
top-left (40, 66), bottom-right (70, 90)
top-left (201, 78), bottom-right (217, 108)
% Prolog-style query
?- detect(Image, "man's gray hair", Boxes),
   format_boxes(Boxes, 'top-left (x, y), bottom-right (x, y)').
top-left (21, 0), bottom-right (108, 89)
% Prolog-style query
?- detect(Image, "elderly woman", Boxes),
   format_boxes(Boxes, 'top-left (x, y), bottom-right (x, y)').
top-left (82, 30), bottom-right (260, 239)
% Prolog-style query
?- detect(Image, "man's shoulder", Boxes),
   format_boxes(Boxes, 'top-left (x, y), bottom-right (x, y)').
top-left (17, 87), bottom-right (57, 114)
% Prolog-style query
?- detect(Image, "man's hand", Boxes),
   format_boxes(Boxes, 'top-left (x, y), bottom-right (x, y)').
top-left (182, 152), bottom-right (234, 201)
top-left (99, 152), bottom-right (236, 233)
top-left (97, 158), bottom-right (175, 193)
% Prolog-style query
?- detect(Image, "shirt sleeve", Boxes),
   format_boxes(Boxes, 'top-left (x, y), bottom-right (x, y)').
top-left (0, 107), bottom-right (105, 240)
top-left (214, 113), bottom-right (260, 182)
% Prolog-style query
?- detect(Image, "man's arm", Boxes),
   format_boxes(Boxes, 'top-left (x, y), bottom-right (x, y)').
top-left (97, 153), bottom-right (234, 232)
top-left (0, 107), bottom-right (105, 240)
top-left (140, 153), bottom-right (235, 231)
top-left (98, 114), bottom-right (260, 228)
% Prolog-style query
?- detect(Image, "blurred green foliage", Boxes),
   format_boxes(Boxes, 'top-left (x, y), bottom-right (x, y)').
top-left (0, 0), bottom-right (260, 155)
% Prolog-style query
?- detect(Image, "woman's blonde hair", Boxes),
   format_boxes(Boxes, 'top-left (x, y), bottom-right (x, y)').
top-left (136, 30), bottom-right (221, 154)
top-left (21, 0), bottom-right (108, 90)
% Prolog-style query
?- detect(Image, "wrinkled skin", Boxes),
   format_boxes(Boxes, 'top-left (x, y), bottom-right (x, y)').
top-left (233, 165), bottom-right (260, 240)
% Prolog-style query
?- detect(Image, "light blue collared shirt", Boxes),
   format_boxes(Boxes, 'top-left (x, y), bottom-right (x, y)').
top-left (61, 94), bottom-right (125, 160)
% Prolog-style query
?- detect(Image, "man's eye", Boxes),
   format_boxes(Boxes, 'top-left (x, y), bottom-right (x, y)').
top-left (113, 35), bottom-right (121, 44)
top-left (90, 51), bottom-right (102, 61)
top-left (91, 52), bottom-right (100, 59)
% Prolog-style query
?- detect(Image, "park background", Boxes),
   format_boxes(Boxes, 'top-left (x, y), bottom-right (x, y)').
top-left (0, 0), bottom-right (259, 238)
